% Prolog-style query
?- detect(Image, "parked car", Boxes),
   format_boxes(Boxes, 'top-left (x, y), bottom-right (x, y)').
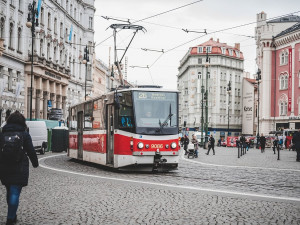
top-left (26, 121), bottom-right (48, 154)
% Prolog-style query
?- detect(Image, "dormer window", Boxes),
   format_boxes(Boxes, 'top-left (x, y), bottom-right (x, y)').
top-left (197, 46), bottom-right (203, 53)
top-left (235, 50), bottom-right (240, 58)
top-left (221, 47), bottom-right (226, 54)
top-left (229, 49), bottom-right (233, 56)
top-left (206, 46), bottom-right (212, 53)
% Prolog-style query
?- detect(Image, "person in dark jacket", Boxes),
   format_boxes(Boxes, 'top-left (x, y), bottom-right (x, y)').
top-left (292, 129), bottom-right (300, 162)
top-left (0, 111), bottom-right (39, 225)
top-left (260, 133), bottom-right (266, 153)
top-left (183, 135), bottom-right (189, 155)
top-left (206, 135), bottom-right (215, 155)
top-left (273, 136), bottom-right (279, 154)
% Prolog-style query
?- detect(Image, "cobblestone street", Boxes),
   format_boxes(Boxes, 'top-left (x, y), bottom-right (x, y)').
top-left (0, 147), bottom-right (299, 224)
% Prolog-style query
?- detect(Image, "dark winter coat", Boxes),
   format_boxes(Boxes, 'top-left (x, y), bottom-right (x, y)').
top-left (209, 137), bottom-right (215, 147)
top-left (260, 136), bottom-right (266, 148)
top-left (292, 131), bottom-right (300, 150)
top-left (183, 137), bottom-right (189, 150)
top-left (0, 123), bottom-right (39, 187)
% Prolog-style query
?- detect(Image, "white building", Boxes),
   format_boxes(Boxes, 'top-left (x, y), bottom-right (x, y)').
top-left (178, 38), bottom-right (244, 140)
top-left (0, 0), bottom-right (95, 122)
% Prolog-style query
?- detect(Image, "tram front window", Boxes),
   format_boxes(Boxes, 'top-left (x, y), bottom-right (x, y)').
top-left (133, 91), bottom-right (178, 135)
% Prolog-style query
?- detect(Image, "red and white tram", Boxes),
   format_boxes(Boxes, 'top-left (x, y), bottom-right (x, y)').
top-left (68, 86), bottom-right (180, 171)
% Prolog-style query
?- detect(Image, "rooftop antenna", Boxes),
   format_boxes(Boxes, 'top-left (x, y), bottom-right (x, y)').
top-left (108, 24), bottom-right (146, 86)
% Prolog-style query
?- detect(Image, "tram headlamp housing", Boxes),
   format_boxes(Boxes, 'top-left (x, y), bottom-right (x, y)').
top-left (145, 144), bottom-right (149, 149)
top-left (137, 142), bottom-right (144, 149)
top-left (171, 142), bottom-right (177, 149)
top-left (165, 144), bottom-right (169, 149)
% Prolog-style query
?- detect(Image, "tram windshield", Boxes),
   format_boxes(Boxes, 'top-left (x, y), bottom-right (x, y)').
top-left (133, 91), bottom-right (178, 135)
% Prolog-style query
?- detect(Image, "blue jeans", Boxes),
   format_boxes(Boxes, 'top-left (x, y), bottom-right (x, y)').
top-left (5, 185), bottom-right (22, 220)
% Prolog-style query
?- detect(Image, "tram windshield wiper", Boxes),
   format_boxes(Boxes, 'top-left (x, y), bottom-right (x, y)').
top-left (156, 104), bottom-right (173, 133)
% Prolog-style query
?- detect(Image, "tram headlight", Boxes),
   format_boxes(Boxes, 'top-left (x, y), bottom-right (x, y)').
top-left (145, 144), bottom-right (149, 149)
top-left (171, 142), bottom-right (177, 149)
top-left (165, 144), bottom-right (169, 149)
top-left (137, 142), bottom-right (144, 149)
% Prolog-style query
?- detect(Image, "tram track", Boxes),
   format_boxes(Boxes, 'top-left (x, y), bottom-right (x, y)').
top-left (38, 153), bottom-right (300, 202)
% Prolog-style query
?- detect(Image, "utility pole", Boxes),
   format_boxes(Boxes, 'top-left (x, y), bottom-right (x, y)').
top-left (83, 46), bottom-right (89, 101)
top-left (227, 81), bottom-right (231, 137)
top-left (204, 52), bottom-right (210, 148)
top-left (256, 69), bottom-right (261, 148)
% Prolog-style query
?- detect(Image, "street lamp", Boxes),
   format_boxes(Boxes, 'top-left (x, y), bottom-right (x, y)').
top-left (26, 1), bottom-right (39, 121)
top-left (204, 52), bottom-right (210, 148)
top-left (227, 81), bottom-right (231, 137)
top-left (256, 69), bottom-right (261, 148)
top-left (83, 45), bottom-right (89, 101)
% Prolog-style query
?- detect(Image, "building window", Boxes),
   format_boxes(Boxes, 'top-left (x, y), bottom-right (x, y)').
top-left (47, 43), bottom-right (50, 60)
top-left (60, 22), bottom-right (63, 38)
top-left (284, 51), bottom-right (288, 64)
top-left (280, 101), bottom-right (287, 116)
top-left (10, 0), bottom-right (14, 6)
top-left (89, 17), bottom-right (93, 29)
top-left (221, 47), bottom-right (226, 54)
top-left (40, 7), bottom-right (44, 24)
top-left (208, 72), bottom-right (210, 79)
top-left (80, 13), bottom-right (82, 23)
top-left (65, 28), bottom-right (68, 40)
top-left (0, 18), bottom-right (4, 38)
top-left (206, 46), bottom-right (211, 53)
top-left (74, 8), bottom-right (76, 19)
top-left (54, 18), bottom-right (57, 34)
top-left (70, 4), bottom-right (73, 16)
top-left (18, 0), bottom-right (22, 10)
top-left (198, 58), bottom-right (202, 64)
top-left (66, 0), bottom-right (69, 12)
top-left (8, 69), bottom-right (13, 91)
top-left (9, 23), bottom-right (13, 48)
top-left (198, 47), bottom-right (203, 53)
top-left (53, 47), bottom-right (57, 62)
top-left (60, 50), bottom-right (63, 64)
top-left (184, 88), bottom-right (188, 95)
top-left (235, 50), bottom-right (240, 58)
top-left (40, 39), bottom-right (43, 56)
top-left (198, 72), bottom-right (201, 79)
top-left (48, 13), bottom-right (51, 29)
top-left (17, 27), bottom-right (21, 52)
top-left (65, 54), bottom-right (67, 66)
top-left (279, 74), bottom-right (288, 90)
top-left (73, 59), bottom-right (75, 76)
top-left (229, 49), bottom-right (233, 56)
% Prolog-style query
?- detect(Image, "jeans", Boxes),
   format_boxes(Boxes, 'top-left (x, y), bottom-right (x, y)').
top-left (5, 185), bottom-right (22, 220)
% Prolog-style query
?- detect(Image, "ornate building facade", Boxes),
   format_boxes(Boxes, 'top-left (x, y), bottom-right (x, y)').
top-left (178, 38), bottom-right (244, 140)
top-left (0, 0), bottom-right (95, 122)
top-left (255, 12), bottom-right (300, 133)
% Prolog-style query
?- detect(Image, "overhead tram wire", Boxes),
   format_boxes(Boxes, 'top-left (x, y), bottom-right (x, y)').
top-left (148, 10), bottom-right (300, 68)
top-left (95, 0), bottom-right (204, 47)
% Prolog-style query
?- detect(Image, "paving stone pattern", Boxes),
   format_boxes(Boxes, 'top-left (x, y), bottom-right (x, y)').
top-left (0, 148), bottom-right (299, 225)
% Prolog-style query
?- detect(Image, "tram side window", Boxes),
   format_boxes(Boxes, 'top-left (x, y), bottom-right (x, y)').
top-left (70, 107), bottom-right (77, 130)
top-left (93, 99), bottom-right (105, 129)
top-left (84, 102), bottom-right (93, 129)
top-left (118, 92), bottom-right (134, 131)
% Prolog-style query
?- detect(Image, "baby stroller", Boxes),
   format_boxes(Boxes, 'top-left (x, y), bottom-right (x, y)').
top-left (187, 143), bottom-right (196, 159)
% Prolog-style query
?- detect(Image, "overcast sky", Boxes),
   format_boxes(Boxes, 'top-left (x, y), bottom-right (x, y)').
top-left (94, 0), bottom-right (300, 89)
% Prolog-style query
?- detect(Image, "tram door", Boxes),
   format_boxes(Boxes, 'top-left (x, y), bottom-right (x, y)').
top-left (77, 111), bottom-right (83, 160)
top-left (106, 105), bottom-right (114, 165)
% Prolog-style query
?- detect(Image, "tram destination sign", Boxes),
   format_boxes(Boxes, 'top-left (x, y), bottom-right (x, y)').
top-left (45, 71), bottom-right (62, 80)
top-left (137, 92), bottom-right (167, 100)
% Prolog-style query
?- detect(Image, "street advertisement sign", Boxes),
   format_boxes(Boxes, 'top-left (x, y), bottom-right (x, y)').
top-left (242, 79), bottom-right (254, 135)
top-left (288, 48), bottom-right (292, 112)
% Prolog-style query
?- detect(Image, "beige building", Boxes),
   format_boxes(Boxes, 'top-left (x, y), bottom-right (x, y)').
top-left (92, 56), bottom-right (108, 98)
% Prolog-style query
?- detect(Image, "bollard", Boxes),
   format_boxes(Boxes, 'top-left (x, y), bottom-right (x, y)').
top-left (238, 143), bottom-right (240, 158)
top-left (278, 145), bottom-right (280, 160)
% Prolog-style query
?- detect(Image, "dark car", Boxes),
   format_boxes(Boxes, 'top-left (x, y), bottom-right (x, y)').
top-left (49, 108), bottom-right (63, 120)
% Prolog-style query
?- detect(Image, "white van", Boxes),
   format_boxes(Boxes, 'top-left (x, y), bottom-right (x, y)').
top-left (26, 121), bottom-right (48, 154)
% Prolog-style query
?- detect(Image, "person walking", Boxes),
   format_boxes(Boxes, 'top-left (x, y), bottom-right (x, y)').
top-left (206, 135), bottom-right (215, 155)
top-left (260, 133), bottom-right (266, 153)
top-left (273, 136), bottom-right (279, 154)
top-left (191, 134), bottom-right (199, 158)
top-left (240, 134), bottom-right (246, 154)
top-left (292, 129), bottom-right (300, 162)
top-left (183, 135), bottom-right (189, 155)
top-left (0, 111), bottom-right (39, 225)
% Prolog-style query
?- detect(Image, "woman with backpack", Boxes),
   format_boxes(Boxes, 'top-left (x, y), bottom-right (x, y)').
top-left (0, 111), bottom-right (39, 225)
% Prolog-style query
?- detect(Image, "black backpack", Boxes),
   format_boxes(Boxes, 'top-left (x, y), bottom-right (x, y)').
top-left (0, 131), bottom-right (24, 163)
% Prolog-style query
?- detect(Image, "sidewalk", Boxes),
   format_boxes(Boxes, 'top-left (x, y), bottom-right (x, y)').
top-left (185, 146), bottom-right (300, 170)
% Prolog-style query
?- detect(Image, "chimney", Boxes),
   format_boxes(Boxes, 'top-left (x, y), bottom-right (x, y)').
top-left (217, 38), bottom-right (219, 43)
top-left (234, 43), bottom-right (240, 50)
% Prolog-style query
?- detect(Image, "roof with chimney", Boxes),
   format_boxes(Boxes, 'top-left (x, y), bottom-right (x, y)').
top-left (275, 22), bottom-right (300, 38)
top-left (190, 38), bottom-right (244, 60)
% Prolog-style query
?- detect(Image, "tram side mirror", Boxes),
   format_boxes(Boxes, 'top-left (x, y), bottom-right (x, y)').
top-left (114, 92), bottom-right (123, 109)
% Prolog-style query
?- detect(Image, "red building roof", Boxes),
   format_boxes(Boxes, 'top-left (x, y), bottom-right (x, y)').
top-left (190, 38), bottom-right (244, 60)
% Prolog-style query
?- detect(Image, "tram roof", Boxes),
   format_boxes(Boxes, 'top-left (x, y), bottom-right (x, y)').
top-left (70, 87), bottom-right (179, 108)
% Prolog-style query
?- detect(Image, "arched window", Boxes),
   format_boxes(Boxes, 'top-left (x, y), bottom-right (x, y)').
top-left (280, 52), bottom-right (285, 65)
top-left (60, 50), bottom-right (63, 64)
top-left (9, 22), bottom-right (13, 48)
top-left (284, 51), bottom-right (289, 64)
top-left (60, 22), bottom-right (63, 38)
top-left (0, 18), bottom-right (5, 38)
top-left (70, 4), bottom-right (73, 16)
top-left (279, 94), bottom-right (288, 116)
top-left (48, 13), bottom-right (51, 29)
top-left (284, 75), bottom-right (288, 89)
top-left (17, 27), bottom-right (21, 52)
top-left (40, 39), bottom-right (43, 56)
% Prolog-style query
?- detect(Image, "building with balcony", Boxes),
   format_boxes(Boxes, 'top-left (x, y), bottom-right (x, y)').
top-left (177, 38), bottom-right (244, 140)
top-left (255, 12), bottom-right (300, 133)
